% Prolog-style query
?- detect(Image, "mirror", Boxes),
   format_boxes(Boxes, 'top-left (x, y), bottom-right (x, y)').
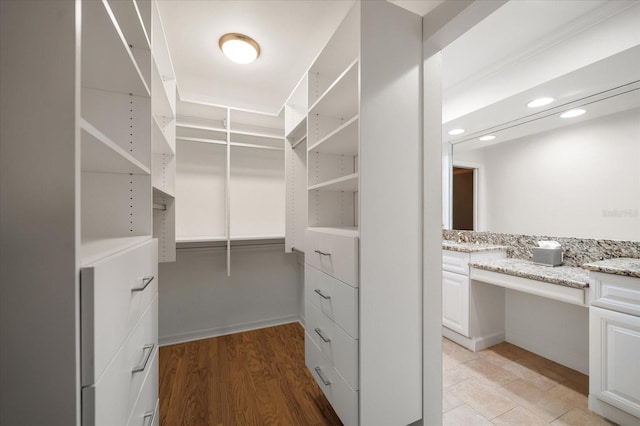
top-left (441, 1), bottom-right (640, 241)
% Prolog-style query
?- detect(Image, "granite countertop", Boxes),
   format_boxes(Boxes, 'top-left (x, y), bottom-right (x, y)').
top-left (442, 241), bottom-right (510, 253)
top-left (582, 257), bottom-right (640, 278)
top-left (469, 258), bottom-right (590, 289)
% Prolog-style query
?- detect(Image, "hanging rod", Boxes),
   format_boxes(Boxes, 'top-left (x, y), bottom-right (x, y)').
top-left (229, 141), bottom-right (284, 151)
top-left (153, 203), bottom-right (166, 211)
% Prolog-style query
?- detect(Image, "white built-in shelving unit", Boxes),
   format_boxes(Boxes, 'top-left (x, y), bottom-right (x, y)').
top-left (284, 2), bottom-right (423, 425)
top-left (175, 100), bottom-right (285, 275)
top-left (151, 0), bottom-right (177, 263)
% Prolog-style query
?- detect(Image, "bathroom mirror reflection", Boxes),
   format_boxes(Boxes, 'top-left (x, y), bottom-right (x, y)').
top-left (442, 1), bottom-right (640, 241)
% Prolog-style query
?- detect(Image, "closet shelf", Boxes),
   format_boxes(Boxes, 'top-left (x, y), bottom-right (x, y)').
top-left (230, 142), bottom-right (284, 151)
top-left (82, 0), bottom-right (150, 97)
top-left (152, 58), bottom-right (176, 119)
top-left (286, 116), bottom-right (307, 141)
top-left (108, 0), bottom-right (151, 51)
top-left (308, 173), bottom-right (358, 192)
top-left (176, 122), bottom-right (227, 133)
top-left (151, 0), bottom-right (175, 81)
top-left (308, 59), bottom-right (359, 119)
top-left (153, 185), bottom-right (175, 200)
top-left (152, 115), bottom-right (175, 155)
top-left (81, 235), bottom-right (152, 267)
top-left (230, 129), bottom-right (283, 140)
top-left (176, 235), bottom-right (227, 243)
top-left (308, 114), bottom-right (358, 155)
top-left (177, 136), bottom-right (227, 146)
top-left (80, 118), bottom-right (151, 175)
top-left (307, 226), bottom-right (359, 238)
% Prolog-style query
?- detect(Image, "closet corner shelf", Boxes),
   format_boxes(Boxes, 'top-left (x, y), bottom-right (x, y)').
top-left (82, 0), bottom-right (150, 97)
top-left (176, 122), bottom-right (226, 133)
top-left (308, 173), bottom-right (358, 192)
top-left (80, 118), bottom-right (151, 175)
top-left (152, 115), bottom-right (175, 155)
top-left (108, 0), bottom-right (151, 51)
top-left (286, 116), bottom-right (307, 141)
top-left (307, 226), bottom-right (359, 238)
top-left (153, 185), bottom-right (175, 200)
top-left (308, 58), bottom-right (359, 118)
top-left (308, 114), bottom-right (358, 155)
top-left (176, 235), bottom-right (285, 244)
top-left (81, 235), bottom-right (152, 267)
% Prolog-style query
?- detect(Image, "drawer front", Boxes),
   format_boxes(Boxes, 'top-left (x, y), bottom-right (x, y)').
top-left (305, 264), bottom-right (359, 338)
top-left (81, 239), bottom-right (158, 386)
top-left (305, 300), bottom-right (358, 390)
top-left (127, 371), bottom-right (159, 426)
top-left (590, 272), bottom-right (640, 316)
top-left (305, 229), bottom-right (358, 287)
top-left (305, 334), bottom-right (359, 426)
top-left (442, 250), bottom-right (470, 275)
top-left (82, 296), bottom-right (158, 426)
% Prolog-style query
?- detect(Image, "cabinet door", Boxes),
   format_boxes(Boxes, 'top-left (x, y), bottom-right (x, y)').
top-left (442, 271), bottom-right (469, 337)
top-left (590, 306), bottom-right (640, 418)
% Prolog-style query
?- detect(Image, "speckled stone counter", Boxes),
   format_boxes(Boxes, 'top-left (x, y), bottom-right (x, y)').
top-left (469, 258), bottom-right (590, 289)
top-left (442, 241), bottom-right (510, 253)
top-left (582, 257), bottom-right (640, 278)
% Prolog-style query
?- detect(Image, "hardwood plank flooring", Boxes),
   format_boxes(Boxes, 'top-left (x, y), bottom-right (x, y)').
top-left (159, 322), bottom-right (342, 426)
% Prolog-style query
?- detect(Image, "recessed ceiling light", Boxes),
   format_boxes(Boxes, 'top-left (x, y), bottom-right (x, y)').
top-left (560, 109), bottom-right (586, 119)
top-left (448, 128), bottom-right (465, 136)
top-left (219, 33), bottom-right (260, 64)
top-left (479, 135), bottom-right (496, 141)
top-left (527, 97), bottom-right (555, 108)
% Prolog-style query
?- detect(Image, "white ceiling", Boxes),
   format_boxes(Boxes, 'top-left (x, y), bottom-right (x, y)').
top-left (388, 0), bottom-right (445, 17)
top-left (157, 0), bottom-right (354, 115)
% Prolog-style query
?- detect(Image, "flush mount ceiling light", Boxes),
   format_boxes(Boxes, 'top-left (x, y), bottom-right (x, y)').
top-left (219, 33), bottom-right (260, 64)
top-left (479, 135), bottom-right (496, 141)
top-left (448, 128), bottom-right (465, 136)
top-left (560, 108), bottom-right (586, 119)
top-left (527, 97), bottom-right (555, 108)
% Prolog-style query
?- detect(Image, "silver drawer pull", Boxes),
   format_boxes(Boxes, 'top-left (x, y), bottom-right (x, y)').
top-left (132, 344), bottom-right (154, 373)
top-left (315, 366), bottom-right (331, 386)
top-left (314, 249), bottom-right (331, 256)
top-left (314, 328), bottom-right (331, 343)
top-left (131, 276), bottom-right (155, 292)
top-left (314, 289), bottom-right (331, 299)
top-left (142, 410), bottom-right (155, 426)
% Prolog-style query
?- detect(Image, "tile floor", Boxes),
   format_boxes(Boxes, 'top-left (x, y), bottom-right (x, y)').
top-left (442, 338), bottom-right (616, 425)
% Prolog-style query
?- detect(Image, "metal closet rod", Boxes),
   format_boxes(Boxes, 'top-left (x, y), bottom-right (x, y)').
top-left (153, 203), bottom-right (166, 211)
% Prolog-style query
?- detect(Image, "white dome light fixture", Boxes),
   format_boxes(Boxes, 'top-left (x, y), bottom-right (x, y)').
top-left (448, 128), bottom-right (465, 136)
top-left (560, 109), bottom-right (586, 119)
top-left (527, 97), bottom-right (555, 108)
top-left (219, 33), bottom-right (260, 64)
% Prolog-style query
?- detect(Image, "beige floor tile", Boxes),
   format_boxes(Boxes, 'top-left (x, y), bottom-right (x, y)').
top-left (463, 357), bottom-right (519, 389)
top-left (498, 379), bottom-right (573, 422)
top-left (546, 382), bottom-right (589, 411)
top-left (485, 342), bottom-right (552, 369)
top-left (442, 386), bottom-right (465, 413)
top-left (443, 362), bottom-right (475, 388)
top-left (492, 406), bottom-right (549, 426)
top-left (502, 359), bottom-right (563, 391)
top-left (443, 338), bottom-right (481, 364)
top-left (542, 362), bottom-right (589, 390)
top-left (442, 404), bottom-right (493, 426)
top-left (551, 407), bottom-right (615, 425)
top-left (452, 378), bottom-right (517, 420)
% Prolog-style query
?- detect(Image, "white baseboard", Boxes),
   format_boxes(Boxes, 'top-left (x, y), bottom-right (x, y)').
top-left (159, 314), bottom-right (303, 346)
top-left (442, 326), bottom-right (505, 352)
top-left (588, 395), bottom-right (639, 425)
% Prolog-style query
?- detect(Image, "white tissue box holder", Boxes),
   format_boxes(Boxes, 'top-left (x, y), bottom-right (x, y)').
top-left (532, 247), bottom-right (563, 266)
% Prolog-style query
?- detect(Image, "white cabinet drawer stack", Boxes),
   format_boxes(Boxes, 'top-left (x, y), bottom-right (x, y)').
top-left (81, 239), bottom-right (159, 426)
top-left (305, 229), bottom-right (359, 426)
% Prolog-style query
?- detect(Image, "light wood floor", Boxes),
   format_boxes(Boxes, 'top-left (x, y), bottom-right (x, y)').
top-left (159, 322), bottom-right (342, 426)
top-left (443, 337), bottom-right (614, 425)
top-left (160, 324), bottom-right (615, 425)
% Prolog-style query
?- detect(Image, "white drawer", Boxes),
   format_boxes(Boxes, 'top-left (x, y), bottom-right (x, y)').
top-left (305, 264), bottom-right (358, 338)
top-left (127, 373), bottom-right (159, 426)
top-left (305, 300), bottom-right (358, 390)
top-left (81, 239), bottom-right (158, 386)
top-left (590, 272), bottom-right (640, 317)
top-left (305, 229), bottom-right (358, 287)
top-left (442, 250), bottom-right (470, 275)
top-left (82, 296), bottom-right (158, 426)
top-left (305, 333), bottom-right (358, 426)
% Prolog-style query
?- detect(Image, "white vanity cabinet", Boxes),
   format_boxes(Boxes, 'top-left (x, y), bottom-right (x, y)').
top-left (442, 248), bottom-right (507, 351)
top-left (588, 271), bottom-right (640, 425)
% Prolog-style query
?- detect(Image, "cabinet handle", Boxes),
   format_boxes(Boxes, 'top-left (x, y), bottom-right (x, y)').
top-left (315, 367), bottom-right (331, 386)
top-left (131, 276), bottom-right (155, 293)
top-left (142, 410), bottom-right (155, 426)
top-left (314, 250), bottom-right (331, 256)
top-left (132, 344), bottom-right (154, 373)
top-left (314, 328), bottom-right (331, 343)
top-left (314, 289), bottom-right (331, 299)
